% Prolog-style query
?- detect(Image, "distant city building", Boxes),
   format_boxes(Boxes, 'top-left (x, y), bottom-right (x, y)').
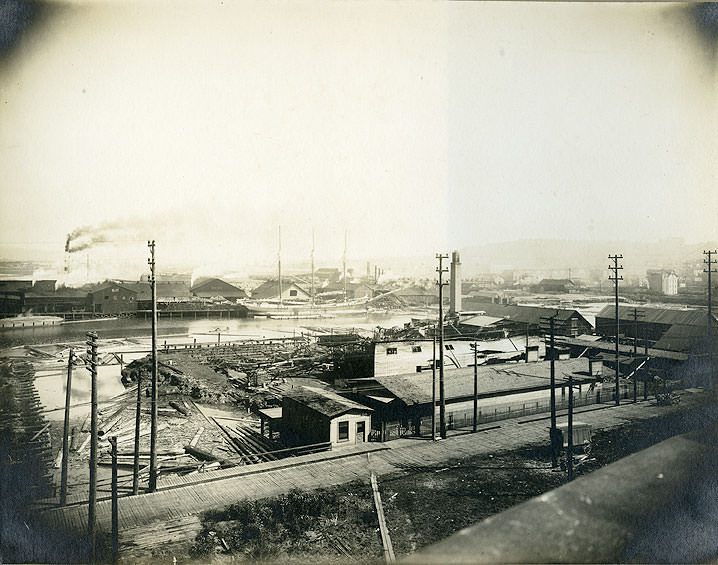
top-left (314, 268), bottom-right (341, 284)
top-left (537, 279), bottom-right (576, 293)
top-left (646, 270), bottom-right (679, 295)
top-left (315, 281), bottom-right (375, 301)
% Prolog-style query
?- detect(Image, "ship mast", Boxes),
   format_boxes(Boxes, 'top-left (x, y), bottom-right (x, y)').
top-left (277, 225), bottom-right (282, 307)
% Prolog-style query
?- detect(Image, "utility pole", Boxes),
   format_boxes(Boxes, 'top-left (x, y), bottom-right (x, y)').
top-left (704, 250), bottom-right (717, 390)
top-left (525, 323), bottom-right (529, 363)
top-left (608, 254), bottom-right (623, 406)
top-left (631, 308), bottom-right (645, 403)
top-left (343, 230), bottom-right (348, 304)
top-left (541, 314), bottom-right (559, 468)
top-left (132, 367), bottom-right (141, 495)
top-left (432, 328), bottom-right (437, 441)
top-left (278, 226), bottom-right (283, 307)
top-left (110, 435), bottom-right (119, 565)
top-left (148, 241), bottom-right (159, 492)
top-left (472, 341), bottom-right (478, 432)
top-left (60, 348), bottom-right (74, 505)
top-left (436, 253), bottom-right (448, 439)
top-left (86, 331), bottom-right (98, 563)
top-left (567, 371), bottom-right (574, 481)
top-left (311, 228), bottom-right (315, 307)
top-left (644, 329), bottom-right (649, 401)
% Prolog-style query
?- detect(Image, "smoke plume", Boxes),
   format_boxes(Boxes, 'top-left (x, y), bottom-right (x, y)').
top-left (65, 220), bottom-right (140, 253)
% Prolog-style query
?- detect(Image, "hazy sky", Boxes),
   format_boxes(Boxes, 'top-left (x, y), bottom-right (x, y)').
top-left (1, 1), bottom-right (716, 277)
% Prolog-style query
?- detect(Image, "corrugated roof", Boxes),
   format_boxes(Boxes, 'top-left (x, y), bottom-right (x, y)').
top-left (653, 324), bottom-right (718, 353)
top-left (595, 305), bottom-right (714, 327)
top-left (461, 301), bottom-right (590, 327)
top-left (372, 359), bottom-right (593, 405)
top-left (459, 315), bottom-right (504, 328)
top-left (285, 385), bottom-right (372, 418)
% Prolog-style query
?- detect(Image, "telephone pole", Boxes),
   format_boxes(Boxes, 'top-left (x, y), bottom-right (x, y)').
top-left (705, 250), bottom-right (717, 390)
top-left (311, 228), bottom-right (315, 307)
top-left (436, 253), bottom-right (448, 439)
top-left (472, 341), bottom-right (478, 432)
top-left (431, 327), bottom-right (437, 441)
top-left (132, 366), bottom-right (141, 495)
top-left (632, 308), bottom-right (645, 403)
top-left (608, 254), bottom-right (623, 405)
top-left (85, 332), bottom-right (98, 563)
top-left (644, 328), bottom-right (649, 401)
top-left (567, 370), bottom-right (574, 481)
top-left (343, 230), bottom-right (348, 303)
top-left (60, 348), bottom-right (74, 505)
top-left (278, 226), bottom-right (283, 307)
top-left (109, 435), bottom-right (119, 565)
top-left (147, 241), bottom-right (159, 492)
top-left (541, 314), bottom-right (559, 468)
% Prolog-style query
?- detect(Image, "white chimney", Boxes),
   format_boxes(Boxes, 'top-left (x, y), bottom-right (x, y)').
top-left (449, 250), bottom-right (462, 317)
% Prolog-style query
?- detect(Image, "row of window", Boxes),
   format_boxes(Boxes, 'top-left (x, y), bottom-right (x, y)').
top-left (337, 420), bottom-right (366, 442)
top-left (386, 344), bottom-right (455, 355)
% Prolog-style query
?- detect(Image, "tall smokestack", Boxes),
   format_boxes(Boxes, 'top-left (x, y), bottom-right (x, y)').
top-left (449, 250), bottom-right (462, 317)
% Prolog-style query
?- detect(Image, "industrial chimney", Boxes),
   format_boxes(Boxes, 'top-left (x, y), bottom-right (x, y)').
top-left (449, 250), bottom-right (462, 318)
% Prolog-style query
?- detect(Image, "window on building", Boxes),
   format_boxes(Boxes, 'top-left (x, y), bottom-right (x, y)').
top-left (386, 347), bottom-right (398, 355)
top-left (412, 346), bottom-right (422, 353)
top-left (104, 296), bottom-right (109, 300)
top-left (445, 344), bottom-right (454, 351)
top-left (289, 289), bottom-right (298, 297)
top-left (338, 421), bottom-right (349, 441)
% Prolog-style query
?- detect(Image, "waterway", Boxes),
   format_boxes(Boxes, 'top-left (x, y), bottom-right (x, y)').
top-left (1, 313), bottom-right (414, 420)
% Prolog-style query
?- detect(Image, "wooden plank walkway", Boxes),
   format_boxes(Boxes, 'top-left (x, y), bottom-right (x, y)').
top-left (35, 393), bottom-right (705, 555)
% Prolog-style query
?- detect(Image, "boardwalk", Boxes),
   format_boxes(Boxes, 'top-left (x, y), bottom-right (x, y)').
top-left (36, 393), bottom-right (704, 556)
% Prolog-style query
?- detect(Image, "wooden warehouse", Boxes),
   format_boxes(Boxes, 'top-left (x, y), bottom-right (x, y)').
top-left (282, 386), bottom-right (373, 447)
top-left (350, 358), bottom-right (599, 441)
top-left (460, 301), bottom-right (593, 337)
top-left (191, 278), bottom-right (247, 300)
top-left (89, 283), bottom-right (138, 315)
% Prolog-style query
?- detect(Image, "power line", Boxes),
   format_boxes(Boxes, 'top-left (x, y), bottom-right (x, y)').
top-left (147, 241), bottom-right (159, 492)
top-left (704, 249), bottom-right (717, 390)
top-left (436, 253), bottom-right (449, 439)
top-left (608, 254), bottom-right (623, 406)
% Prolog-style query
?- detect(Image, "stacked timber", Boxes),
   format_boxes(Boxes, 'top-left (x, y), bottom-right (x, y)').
top-left (0, 360), bottom-right (55, 506)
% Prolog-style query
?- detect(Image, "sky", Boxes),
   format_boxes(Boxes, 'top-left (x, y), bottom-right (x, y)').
top-left (0, 1), bottom-right (716, 279)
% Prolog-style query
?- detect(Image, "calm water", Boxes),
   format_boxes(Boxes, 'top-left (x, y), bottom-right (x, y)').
top-left (2, 313), bottom-right (413, 420)
top-left (0, 313), bottom-right (412, 349)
